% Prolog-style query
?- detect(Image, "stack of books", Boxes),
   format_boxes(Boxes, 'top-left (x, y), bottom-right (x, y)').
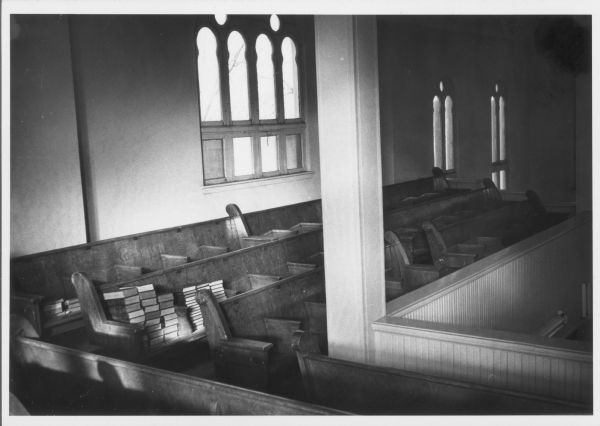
top-left (209, 280), bottom-right (226, 302)
top-left (102, 287), bottom-right (145, 325)
top-left (133, 284), bottom-right (164, 349)
top-left (175, 283), bottom-right (207, 332)
top-left (42, 298), bottom-right (65, 321)
top-left (158, 293), bottom-right (178, 342)
top-left (64, 298), bottom-right (81, 314)
top-left (174, 280), bottom-right (227, 333)
top-left (41, 297), bottom-right (84, 336)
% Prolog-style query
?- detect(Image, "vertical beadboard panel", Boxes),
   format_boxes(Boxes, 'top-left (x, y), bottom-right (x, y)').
top-left (401, 219), bottom-right (590, 334)
top-left (373, 328), bottom-right (592, 404)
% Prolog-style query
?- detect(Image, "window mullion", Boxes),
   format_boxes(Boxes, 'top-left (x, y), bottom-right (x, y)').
top-left (273, 38), bottom-right (285, 124)
top-left (247, 36), bottom-right (260, 124)
top-left (223, 136), bottom-right (234, 181)
top-left (218, 30), bottom-right (232, 125)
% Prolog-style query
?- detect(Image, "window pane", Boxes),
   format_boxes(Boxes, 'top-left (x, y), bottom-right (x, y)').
top-left (202, 139), bottom-right (224, 180)
top-left (499, 169), bottom-right (506, 190)
top-left (286, 134), bottom-right (302, 169)
top-left (233, 137), bottom-right (254, 176)
top-left (260, 136), bottom-right (278, 172)
top-left (197, 28), bottom-right (222, 122)
top-left (433, 96), bottom-right (442, 168)
top-left (444, 96), bottom-right (454, 170)
top-left (282, 37), bottom-right (300, 119)
top-left (499, 96), bottom-right (506, 161)
top-left (492, 172), bottom-right (498, 187)
top-left (256, 35), bottom-right (276, 120)
top-left (491, 96), bottom-right (498, 163)
top-left (228, 31), bottom-right (250, 121)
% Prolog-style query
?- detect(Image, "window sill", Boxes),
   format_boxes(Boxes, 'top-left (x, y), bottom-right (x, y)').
top-left (202, 171), bottom-right (315, 194)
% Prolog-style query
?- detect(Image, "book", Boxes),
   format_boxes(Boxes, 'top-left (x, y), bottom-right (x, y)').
top-left (141, 298), bottom-right (158, 307)
top-left (160, 307), bottom-right (175, 316)
top-left (105, 302), bottom-right (141, 314)
top-left (145, 310), bottom-right (161, 320)
top-left (159, 300), bottom-right (174, 309)
top-left (144, 317), bottom-right (161, 327)
top-left (157, 293), bottom-right (174, 303)
top-left (148, 328), bottom-right (165, 339)
top-left (163, 324), bottom-right (178, 334)
top-left (130, 315), bottom-right (146, 324)
top-left (144, 304), bottom-right (159, 313)
top-left (139, 290), bottom-right (157, 300)
top-left (145, 323), bottom-right (162, 332)
top-left (163, 319), bottom-right (178, 328)
top-left (102, 288), bottom-right (138, 300)
top-left (105, 295), bottom-right (140, 306)
top-left (110, 308), bottom-right (144, 320)
top-left (162, 312), bottom-right (177, 321)
top-left (135, 283), bottom-right (154, 293)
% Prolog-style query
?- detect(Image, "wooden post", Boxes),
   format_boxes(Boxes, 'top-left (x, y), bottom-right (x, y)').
top-left (314, 16), bottom-right (385, 363)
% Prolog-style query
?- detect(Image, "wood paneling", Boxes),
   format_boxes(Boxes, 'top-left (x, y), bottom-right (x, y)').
top-left (373, 322), bottom-right (592, 404)
top-left (375, 213), bottom-right (592, 405)
top-left (398, 213), bottom-right (591, 333)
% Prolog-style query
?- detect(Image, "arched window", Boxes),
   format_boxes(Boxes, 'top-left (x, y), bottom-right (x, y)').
top-left (282, 37), bottom-right (300, 119)
top-left (195, 17), bottom-right (306, 186)
top-left (256, 34), bottom-right (276, 120)
top-left (228, 31), bottom-right (250, 121)
top-left (197, 27), bottom-right (222, 122)
top-left (433, 81), bottom-right (454, 171)
top-left (433, 96), bottom-right (443, 168)
top-left (491, 84), bottom-right (507, 189)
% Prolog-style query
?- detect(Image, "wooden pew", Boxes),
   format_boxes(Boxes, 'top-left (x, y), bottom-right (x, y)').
top-left (70, 230), bottom-right (324, 359)
top-left (381, 167), bottom-right (482, 211)
top-left (291, 332), bottom-right (588, 414)
top-left (422, 194), bottom-right (545, 271)
top-left (196, 267), bottom-right (326, 391)
top-left (11, 200), bottom-right (323, 300)
top-left (384, 179), bottom-right (502, 265)
top-left (10, 327), bottom-right (345, 415)
top-left (103, 228), bottom-right (323, 295)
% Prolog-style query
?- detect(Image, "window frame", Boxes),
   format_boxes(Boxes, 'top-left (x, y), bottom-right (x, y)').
top-left (432, 80), bottom-right (456, 174)
top-left (490, 84), bottom-right (508, 190)
top-left (195, 16), bottom-right (307, 187)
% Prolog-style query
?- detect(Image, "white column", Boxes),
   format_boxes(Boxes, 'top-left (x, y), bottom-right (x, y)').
top-left (314, 16), bottom-right (385, 364)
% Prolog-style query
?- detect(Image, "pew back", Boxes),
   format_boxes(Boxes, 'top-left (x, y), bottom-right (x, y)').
top-left (12, 200), bottom-right (322, 300)
top-left (295, 350), bottom-right (587, 414)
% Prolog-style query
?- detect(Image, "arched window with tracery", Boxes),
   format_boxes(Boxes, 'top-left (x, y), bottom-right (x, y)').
top-left (196, 15), bottom-right (306, 185)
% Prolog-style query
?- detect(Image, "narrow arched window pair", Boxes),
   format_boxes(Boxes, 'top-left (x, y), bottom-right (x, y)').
top-left (196, 17), bottom-right (305, 185)
top-left (433, 81), bottom-right (454, 171)
top-left (491, 84), bottom-right (507, 190)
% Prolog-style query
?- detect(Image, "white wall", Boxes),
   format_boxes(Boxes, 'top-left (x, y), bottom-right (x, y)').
top-left (11, 16), bottom-right (321, 256)
top-left (10, 16), bottom-right (87, 256)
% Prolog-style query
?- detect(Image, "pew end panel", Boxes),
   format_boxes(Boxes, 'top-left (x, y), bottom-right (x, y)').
top-left (10, 293), bottom-right (44, 336)
top-left (197, 289), bottom-right (281, 390)
top-left (71, 272), bottom-right (145, 360)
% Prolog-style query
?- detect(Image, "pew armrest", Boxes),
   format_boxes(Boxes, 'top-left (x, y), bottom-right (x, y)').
top-left (291, 330), bottom-right (321, 355)
top-left (442, 252), bottom-right (478, 268)
top-left (217, 338), bottom-right (273, 371)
